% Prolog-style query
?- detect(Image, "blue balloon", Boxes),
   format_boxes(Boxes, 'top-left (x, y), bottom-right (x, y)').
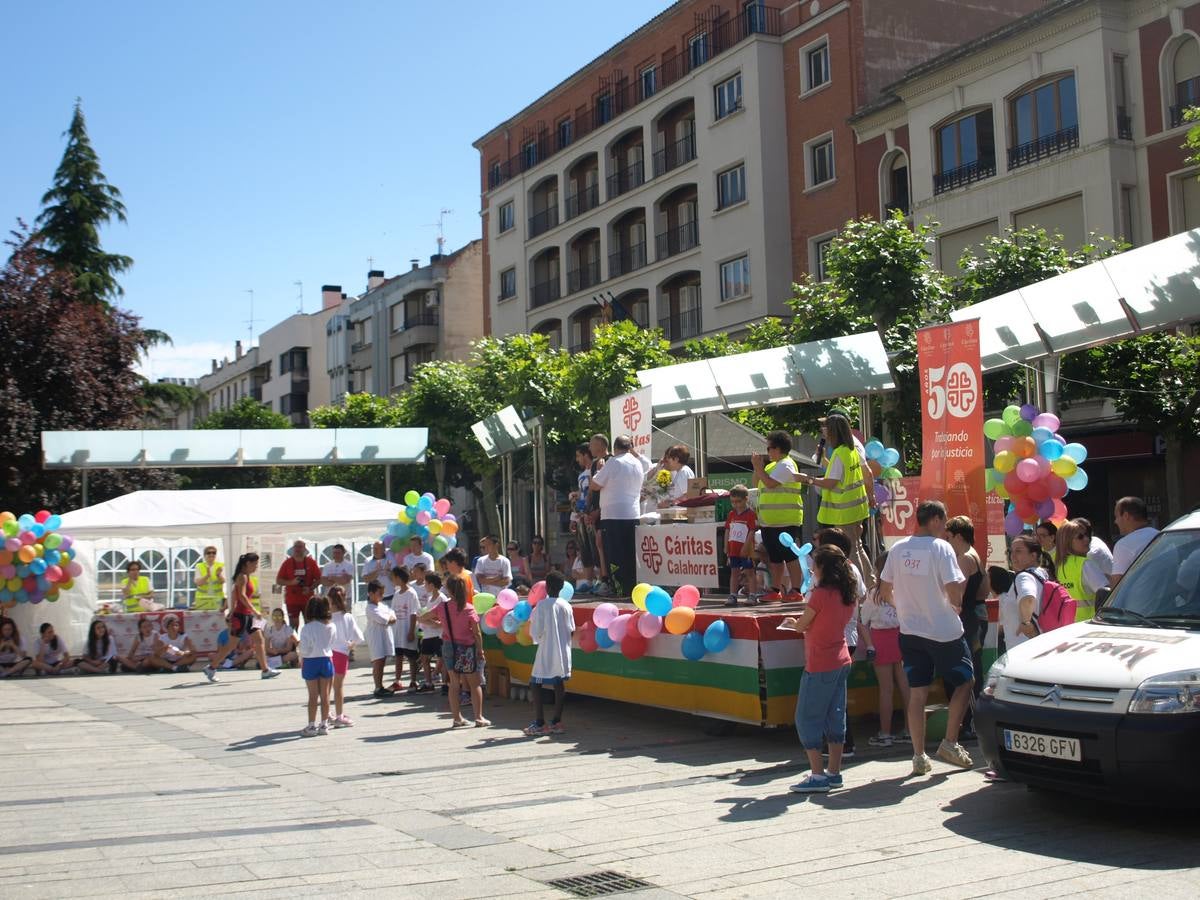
top-left (29, 523), bottom-right (45, 539)
top-left (645, 586), bottom-right (672, 617)
top-left (559, 581), bottom-right (574, 601)
top-left (405, 504), bottom-right (418, 520)
top-left (865, 440), bottom-right (885, 461)
top-left (881, 448), bottom-right (900, 468)
top-left (502, 611), bottom-right (520, 633)
top-left (789, 540), bottom-right (812, 561)
top-left (0, 589), bottom-right (8, 602)
top-left (1063, 442), bottom-right (1088, 464)
top-left (681, 631), bottom-right (707, 660)
top-left (418, 496), bottom-right (434, 512)
top-left (17, 515), bottom-right (34, 530)
top-left (1065, 468), bottom-right (1089, 491)
top-left (44, 515), bottom-right (61, 531)
top-left (778, 531), bottom-right (795, 549)
top-left (703, 620), bottom-right (731, 653)
top-left (15, 564), bottom-right (29, 578)
top-left (443, 535), bottom-right (457, 550)
top-left (1031, 427), bottom-right (1054, 444)
top-left (14, 589), bottom-right (28, 603)
top-left (513, 600), bottom-right (531, 622)
top-left (217, 629), bottom-right (229, 646)
top-left (29, 558), bottom-right (47, 575)
top-left (595, 626), bottom-right (614, 648)
top-left (43, 550), bottom-right (60, 565)
top-left (1040, 439), bottom-right (1064, 461)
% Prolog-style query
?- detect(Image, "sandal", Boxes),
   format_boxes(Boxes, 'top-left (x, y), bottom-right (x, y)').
top-left (451, 719), bottom-right (470, 728)
top-left (474, 717), bottom-right (491, 728)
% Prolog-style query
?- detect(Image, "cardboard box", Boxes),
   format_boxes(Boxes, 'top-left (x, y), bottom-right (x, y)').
top-left (686, 477), bottom-right (709, 499)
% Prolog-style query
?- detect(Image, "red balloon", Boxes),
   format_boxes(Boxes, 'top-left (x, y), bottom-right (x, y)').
top-left (498, 628), bottom-right (518, 645)
top-left (1014, 498), bottom-right (1036, 521)
top-left (484, 605), bottom-right (505, 628)
top-left (1026, 479), bottom-right (1051, 503)
top-left (621, 630), bottom-right (648, 660)
top-left (1046, 474), bottom-right (1068, 498)
top-left (1003, 471), bottom-right (1027, 495)
top-left (22, 576), bottom-right (38, 592)
top-left (577, 622), bottom-right (598, 652)
top-left (34, 510), bottom-right (51, 524)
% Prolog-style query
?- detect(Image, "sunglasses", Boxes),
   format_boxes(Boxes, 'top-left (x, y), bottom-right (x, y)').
top-left (204, 551), bottom-right (216, 556)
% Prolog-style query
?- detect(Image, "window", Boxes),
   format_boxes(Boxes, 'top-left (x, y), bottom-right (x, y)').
top-left (809, 138), bottom-right (834, 186)
top-left (1171, 39), bottom-right (1200, 128)
top-left (488, 161), bottom-right (501, 188)
top-left (690, 32), bottom-right (709, 69)
top-left (498, 201), bottom-right (514, 233)
top-left (813, 237), bottom-right (833, 281)
top-left (715, 74), bottom-right (743, 120)
top-left (1114, 55), bottom-right (1131, 139)
top-left (499, 267), bottom-right (517, 300)
top-left (884, 153), bottom-right (910, 216)
top-left (390, 302), bottom-right (404, 333)
top-left (803, 41), bottom-right (830, 92)
top-left (744, 0), bottom-right (767, 34)
top-left (717, 164), bottom-right (746, 208)
top-left (720, 256), bottom-right (750, 300)
top-left (557, 118), bottom-right (573, 151)
top-left (406, 345), bottom-right (435, 381)
top-left (523, 140), bottom-right (538, 169)
top-left (640, 66), bottom-right (657, 100)
top-left (1009, 75), bottom-right (1078, 168)
top-left (391, 354), bottom-right (405, 388)
top-left (934, 109), bottom-right (995, 191)
top-left (278, 348), bottom-right (307, 375)
top-left (596, 92), bottom-right (613, 126)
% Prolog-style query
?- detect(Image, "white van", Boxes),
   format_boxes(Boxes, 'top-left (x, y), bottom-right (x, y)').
top-left (976, 510), bottom-right (1200, 803)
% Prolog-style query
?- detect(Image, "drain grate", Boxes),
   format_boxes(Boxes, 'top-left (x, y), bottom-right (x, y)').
top-left (545, 870), bottom-right (653, 897)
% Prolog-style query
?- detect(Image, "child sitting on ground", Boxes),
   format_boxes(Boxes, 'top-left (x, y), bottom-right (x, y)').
top-left (263, 608), bottom-right (299, 668)
top-left (151, 616), bottom-right (198, 672)
top-left (724, 485), bottom-right (757, 607)
top-left (229, 631), bottom-right (260, 669)
top-left (32, 622), bottom-right (74, 675)
top-left (525, 570), bottom-right (576, 737)
top-left (328, 586), bottom-right (364, 727)
top-left (76, 619), bottom-right (119, 675)
top-left (364, 579), bottom-right (397, 698)
top-left (0, 619), bottom-right (31, 678)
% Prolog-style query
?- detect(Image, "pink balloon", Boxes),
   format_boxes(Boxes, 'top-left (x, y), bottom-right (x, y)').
top-left (608, 613), bottom-right (633, 641)
top-left (434, 499), bottom-right (451, 517)
top-left (994, 436), bottom-right (1014, 453)
top-left (67, 561), bottom-right (82, 577)
top-left (3, 538), bottom-right (18, 553)
top-left (1016, 458), bottom-right (1041, 483)
top-left (528, 581), bottom-right (547, 604)
top-left (1034, 455), bottom-right (1050, 477)
top-left (673, 585), bottom-right (701, 608)
top-left (496, 588), bottom-right (518, 610)
top-left (18, 532), bottom-right (36, 545)
top-left (1051, 498), bottom-right (1069, 522)
top-left (45, 565), bottom-right (63, 582)
top-left (415, 510), bottom-right (431, 526)
top-left (637, 613), bottom-right (663, 638)
top-left (0, 565), bottom-right (14, 579)
top-left (1032, 413), bottom-right (1061, 432)
top-left (592, 602), bottom-right (619, 628)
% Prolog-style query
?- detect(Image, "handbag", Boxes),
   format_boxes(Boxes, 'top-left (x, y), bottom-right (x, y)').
top-left (442, 601), bottom-right (476, 674)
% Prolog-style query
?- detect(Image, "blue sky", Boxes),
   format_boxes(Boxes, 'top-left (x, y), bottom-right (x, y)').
top-left (1, 0), bottom-right (674, 379)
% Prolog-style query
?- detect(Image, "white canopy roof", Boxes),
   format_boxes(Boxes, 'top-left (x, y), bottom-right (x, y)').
top-left (59, 485), bottom-right (402, 542)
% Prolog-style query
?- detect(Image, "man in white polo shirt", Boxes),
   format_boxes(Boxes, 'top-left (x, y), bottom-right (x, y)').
top-left (1109, 496), bottom-right (1159, 588)
top-left (880, 499), bottom-right (973, 776)
top-left (590, 434), bottom-right (652, 596)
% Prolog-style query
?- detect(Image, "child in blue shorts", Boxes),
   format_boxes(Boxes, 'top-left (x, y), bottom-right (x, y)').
top-left (299, 595), bottom-right (335, 737)
top-left (525, 570), bottom-right (575, 736)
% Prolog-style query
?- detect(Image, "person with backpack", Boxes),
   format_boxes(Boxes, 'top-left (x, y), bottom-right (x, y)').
top-left (1001, 536), bottom-right (1049, 650)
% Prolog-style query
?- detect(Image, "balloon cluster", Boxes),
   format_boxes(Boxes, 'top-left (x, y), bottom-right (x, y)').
top-left (864, 439), bottom-right (903, 506)
top-left (778, 533), bottom-right (814, 593)
top-left (575, 583), bottom-right (713, 661)
top-left (478, 579), bottom-right (572, 646)
top-left (384, 490), bottom-right (459, 558)
top-left (0, 510), bottom-right (79, 604)
top-left (984, 404), bottom-right (1089, 537)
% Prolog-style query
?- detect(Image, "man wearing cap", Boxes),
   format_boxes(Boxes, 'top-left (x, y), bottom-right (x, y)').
top-left (813, 407), bottom-right (876, 587)
top-left (751, 431), bottom-right (806, 602)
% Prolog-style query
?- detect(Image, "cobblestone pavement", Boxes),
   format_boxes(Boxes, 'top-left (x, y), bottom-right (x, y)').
top-left (3, 666), bottom-right (1198, 898)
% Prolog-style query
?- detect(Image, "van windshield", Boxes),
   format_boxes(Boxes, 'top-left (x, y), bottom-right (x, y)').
top-left (1102, 529), bottom-right (1200, 627)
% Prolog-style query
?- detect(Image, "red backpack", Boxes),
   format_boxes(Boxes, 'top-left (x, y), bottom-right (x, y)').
top-left (1026, 570), bottom-right (1077, 633)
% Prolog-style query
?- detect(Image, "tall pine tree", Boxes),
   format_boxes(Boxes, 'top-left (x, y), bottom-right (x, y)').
top-left (36, 99), bottom-right (133, 308)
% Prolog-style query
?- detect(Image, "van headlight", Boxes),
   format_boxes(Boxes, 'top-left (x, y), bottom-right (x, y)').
top-left (1128, 670), bottom-right (1200, 714)
top-left (981, 653), bottom-right (1007, 697)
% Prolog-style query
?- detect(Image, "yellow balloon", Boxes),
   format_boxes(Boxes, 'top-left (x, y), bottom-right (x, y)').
top-left (397, 508), bottom-right (410, 524)
top-left (664, 606), bottom-right (696, 635)
top-left (427, 519), bottom-right (442, 536)
top-left (631, 583), bottom-right (652, 611)
top-left (5, 577), bottom-right (19, 592)
top-left (1050, 457), bottom-right (1077, 477)
top-left (61, 578), bottom-right (74, 590)
top-left (516, 622), bottom-right (533, 646)
top-left (993, 450), bottom-right (1016, 474)
top-left (0, 511), bottom-right (14, 523)
top-left (995, 484), bottom-right (1010, 500)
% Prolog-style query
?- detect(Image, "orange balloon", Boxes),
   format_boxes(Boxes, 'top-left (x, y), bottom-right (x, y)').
top-left (1015, 437), bottom-right (1037, 458)
top-left (497, 628), bottom-right (518, 645)
top-left (0, 550), bottom-right (11, 566)
top-left (441, 521), bottom-right (458, 537)
top-left (17, 545), bottom-right (35, 563)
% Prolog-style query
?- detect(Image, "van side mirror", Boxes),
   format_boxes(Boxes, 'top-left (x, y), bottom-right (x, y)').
top-left (1095, 587), bottom-right (1111, 609)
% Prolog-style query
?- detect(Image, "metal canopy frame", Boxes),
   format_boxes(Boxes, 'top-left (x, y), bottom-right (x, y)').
top-left (950, 227), bottom-right (1200, 372)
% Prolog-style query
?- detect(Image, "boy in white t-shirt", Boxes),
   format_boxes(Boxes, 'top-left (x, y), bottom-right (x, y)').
top-left (389, 566), bottom-right (421, 693)
top-left (524, 571), bottom-right (576, 737)
top-left (416, 572), bottom-right (448, 693)
top-left (403, 537), bottom-right (435, 578)
top-left (365, 579), bottom-right (397, 698)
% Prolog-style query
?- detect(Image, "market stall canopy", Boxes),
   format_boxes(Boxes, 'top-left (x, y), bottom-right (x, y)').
top-left (58, 485), bottom-right (403, 542)
top-left (41, 428), bottom-right (428, 469)
top-left (950, 227), bottom-right (1200, 371)
top-left (636, 331), bottom-right (895, 419)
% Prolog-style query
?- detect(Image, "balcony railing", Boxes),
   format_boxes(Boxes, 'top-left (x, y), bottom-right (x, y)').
top-left (483, 6), bottom-right (782, 191)
top-left (528, 205), bottom-right (559, 238)
top-left (652, 132), bottom-right (697, 178)
top-left (1117, 106), bottom-right (1133, 140)
top-left (658, 307), bottom-right (703, 343)
top-left (932, 157), bottom-right (996, 195)
top-left (403, 311), bottom-right (439, 329)
top-left (564, 183), bottom-right (600, 220)
top-left (531, 277), bottom-right (561, 309)
top-left (609, 241), bottom-right (648, 278)
top-left (1007, 124), bottom-right (1079, 170)
top-left (655, 220), bottom-right (700, 260)
top-left (566, 260), bottom-right (601, 295)
top-left (607, 159), bottom-right (645, 199)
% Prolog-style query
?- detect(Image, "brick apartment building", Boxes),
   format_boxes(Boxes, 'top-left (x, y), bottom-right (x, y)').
top-left (473, 0), bottom-right (1045, 348)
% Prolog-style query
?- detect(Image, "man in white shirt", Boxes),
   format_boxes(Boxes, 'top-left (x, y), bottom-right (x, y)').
top-left (1109, 496), bottom-right (1159, 587)
top-left (590, 434), bottom-right (652, 596)
top-left (320, 544), bottom-right (355, 598)
top-left (473, 536), bottom-right (513, 592)
top-left (403, 536), bottom-right (435, 575)
top-left (880, 500), bottom-right (973, 775)
top-left (361, 542), bottom-right (394, 605)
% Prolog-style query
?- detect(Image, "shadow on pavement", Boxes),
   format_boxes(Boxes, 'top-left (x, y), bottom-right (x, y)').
top-left (226, 730), bottom-right (305, 750)
top-left (716, 792), bottom-right (808, 821)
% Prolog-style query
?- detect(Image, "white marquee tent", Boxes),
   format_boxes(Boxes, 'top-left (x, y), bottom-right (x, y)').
top-left (14, 486), bottom-right (403, 647)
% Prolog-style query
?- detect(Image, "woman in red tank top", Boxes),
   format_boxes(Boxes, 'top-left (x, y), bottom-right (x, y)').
top-left (203, 554), bottom-right (279, 682)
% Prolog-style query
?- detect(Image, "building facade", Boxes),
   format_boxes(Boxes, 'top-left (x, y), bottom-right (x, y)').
top-left (473, 0), bottom-right (1046, 346)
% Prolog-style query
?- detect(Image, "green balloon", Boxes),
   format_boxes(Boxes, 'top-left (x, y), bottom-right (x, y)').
top-left (404, 489), bottom-right (420, 506)
top-left (1002, 405), bottom-right (1022, 427)
top-left (1011, 419), bottom-right (1034, 437)
top-left (43, 533), bottom-right (63, 549)
top-left (983, 418), bottom-right (1008, 440)
top-left (474, 592), bottom-right (497, 615)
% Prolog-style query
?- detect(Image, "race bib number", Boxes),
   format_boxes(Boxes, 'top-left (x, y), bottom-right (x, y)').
top-left (728, 522), bottom-right (749, 544)
top-left (897, 548), bottom-right (932, 576)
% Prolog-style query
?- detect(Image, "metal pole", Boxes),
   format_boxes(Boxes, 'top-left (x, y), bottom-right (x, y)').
top-left (384, 464), bottom-right (392, 503)
top-left (533, 421), bottom-right (546, 538)
top-left (502, 454), bottom-right (514, 546)
top-left (1043, 356), bottom-right (1061, 416)
top-left (692, 415), bottom-right (708, 478)
top-left (860, 395), bottom-right (879, 559)
top-left (81, 470), bottom-right (88, 507)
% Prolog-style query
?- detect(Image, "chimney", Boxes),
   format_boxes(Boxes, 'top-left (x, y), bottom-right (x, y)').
top-left (410, 258), bottom-right (420, 271)
top-left (321, 284), bottom-right (342, 310)
top-left (211, 359), bottom-right (217, 373)
top-left (367, 269), bottom-right (385, 290)
top-left (235, 340), bottom-right (243, 360)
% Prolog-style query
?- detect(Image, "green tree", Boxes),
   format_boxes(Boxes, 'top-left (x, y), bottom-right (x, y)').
top-left (35, 101), bottom-right (133, 308)
top-left (185, 397), bottom-right (292, 489)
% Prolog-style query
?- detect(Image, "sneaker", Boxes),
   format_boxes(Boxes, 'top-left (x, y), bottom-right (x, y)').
top-left (202, 665), bottom-right (217, 683)
top-left (474, 717), bottom-right (491, 728)
top-left (261, 669), bottom-right (280, 679)
top-left (724, 595), bottom-right (739, 607)
top-left (415, 683), bottom-right (434, 693)
top-left (373, 687), bottom-right (395, 698)
top-left (896, 730), bottom-right (913, 744)
top-left (868, 733), bottom-right (894, 748)
top-left (841, 747), bottom-right (856, 759)
top-left (317, 721), bottom-right (329, 735)
top-left (761, 590), bottom-right (782, 602)
top-left (333, 714), bottom-right (354, 728)
top-left (783, 590), bottom-right (804, 603)
top-left (388, 680), bottom-right (403, 692)
top-left (827, 773), bottom-right (844, 789)
top-left (451, 719), bottom-right (470, 728)
top-left (549, 721), bottom-right (566, 735)
top-left (912, 753), bottom-right (933, 776)
top-left (575, 580), bottom-right (591, 594)
top-left (744, 595), bottom-right (761, 607)
top-left (221, 658), bottom-right (235, 670)
top-left (936, 740), bottom-right (974, 769)
top-left (524, 721), bottom-right (548, 736)
top-left (789, 774), bottom-right (831, 794)
top-left (300, 724), bottom-right (319, 738)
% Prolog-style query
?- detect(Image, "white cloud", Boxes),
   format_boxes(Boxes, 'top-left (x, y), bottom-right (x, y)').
top-left (137, 341), bottom-right (232, 382)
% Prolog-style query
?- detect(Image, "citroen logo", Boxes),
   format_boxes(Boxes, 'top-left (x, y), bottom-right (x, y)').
top-left (1040, 684), bottom-right (1063, 706)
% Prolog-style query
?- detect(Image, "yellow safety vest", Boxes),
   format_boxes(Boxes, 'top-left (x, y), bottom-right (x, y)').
top-left (121, 575), bottom-right (151, 612)
top-left (817, 445), bottom-right (870, 526)
top-left (193, 560), bottom-right (225, 610)
top-left (756, 459), bottom-right (804, 527)
top-left (1057, 554), bottom-right (1094, 621)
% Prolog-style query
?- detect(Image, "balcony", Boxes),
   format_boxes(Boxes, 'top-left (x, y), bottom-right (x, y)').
top-left (528, 205), bottom-right (559, 238)
top-left (607, 159), bottom-right (645, 199)
top-left (932, 157), bottom-right (996, 195)
top-left (564, 184), bottom-right (600, 220)
top-left (566, 260), bottom-right (601, 295)
top-left (404, 311), bottom-right (440, 329)
top-left (1007, 124), bottom-right (1079, 171)
top-left (655, 220), bottom-right (700, 259)
top-left (609, 242), bottom-right (648, 278)
top-left (1117, 106), bottom-right (1133, 140)
top-left (659, 307), bottom-right (702, 343)
top-left (652, 133), bottom-right (697, 178)
top-left (531, 277), bottom-right (561, 309)
top-left (288, 369), bottom-right (310, 394)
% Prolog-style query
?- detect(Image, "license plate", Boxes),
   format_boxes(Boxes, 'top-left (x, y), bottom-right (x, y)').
top-left (1003, 729), bottom-right (1081, 761)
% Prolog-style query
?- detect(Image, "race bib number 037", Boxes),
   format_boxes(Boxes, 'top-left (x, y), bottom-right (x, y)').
top-left (898, 549), bottom-right (931, 576)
